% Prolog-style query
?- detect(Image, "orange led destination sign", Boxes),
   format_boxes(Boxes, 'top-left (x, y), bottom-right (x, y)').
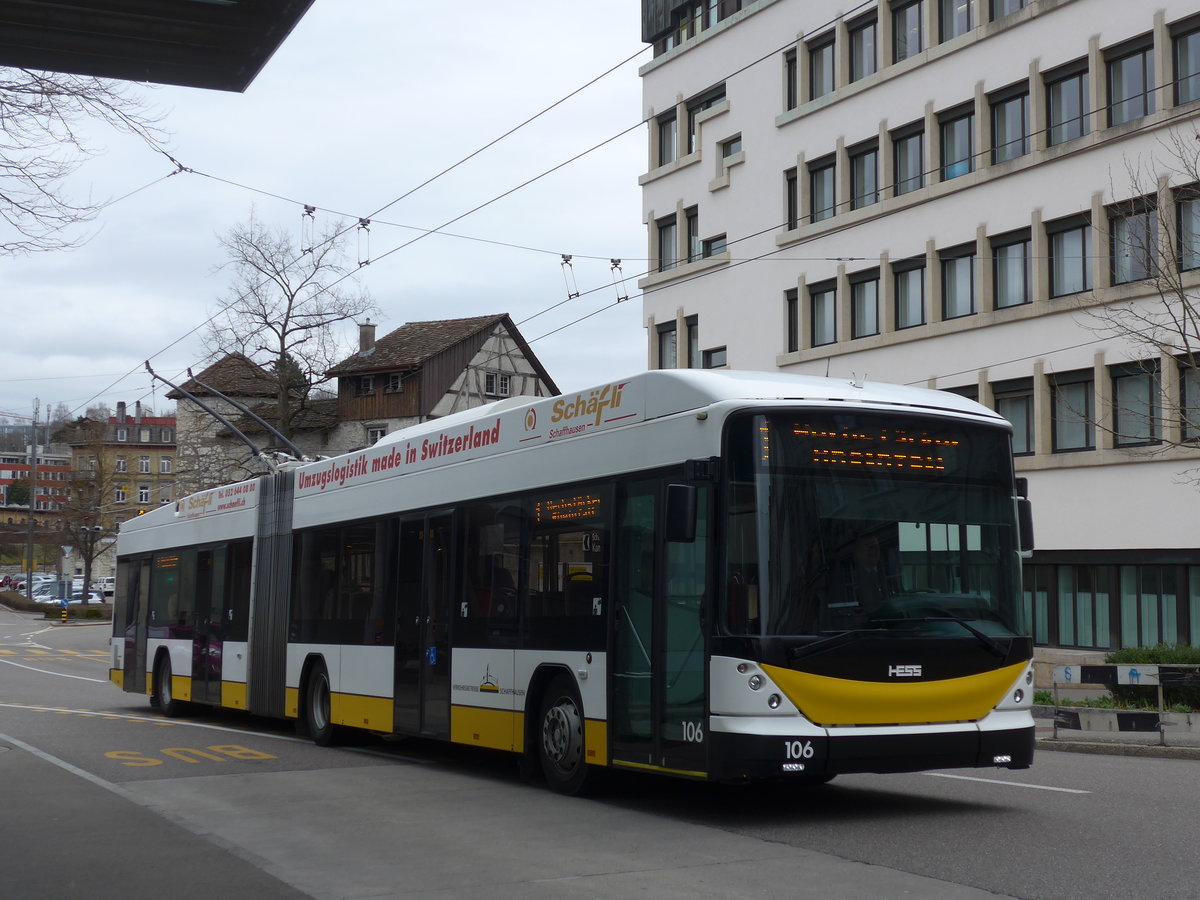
top-left (535, 493), bottom-right (602, 524)
top-left (792, 426), bottom-right (959, 472)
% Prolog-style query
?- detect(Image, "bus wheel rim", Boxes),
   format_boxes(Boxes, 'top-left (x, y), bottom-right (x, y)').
top-left (542, 698), bottom-right (582, 773)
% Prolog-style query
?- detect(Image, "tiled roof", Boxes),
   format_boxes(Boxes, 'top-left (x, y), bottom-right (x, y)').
top-left (166, 353), bottom-right (281, 400)
top-left (327, 314), bottom-right (508, 376)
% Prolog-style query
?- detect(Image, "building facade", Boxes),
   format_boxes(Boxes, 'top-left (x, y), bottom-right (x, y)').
top-left (640, 0), bottom-right (1200, 651)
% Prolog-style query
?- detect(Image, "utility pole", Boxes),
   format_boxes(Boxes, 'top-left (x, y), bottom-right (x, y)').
top-left (24, 399), bottom-right (38, 601)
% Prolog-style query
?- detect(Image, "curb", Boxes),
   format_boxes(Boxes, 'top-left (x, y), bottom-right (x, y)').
top-left (1036, 738), bottom-right (1200, 760)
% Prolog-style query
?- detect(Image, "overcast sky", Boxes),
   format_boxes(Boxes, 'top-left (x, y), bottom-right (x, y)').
top-left (0, 0), bottom-right (649, 426)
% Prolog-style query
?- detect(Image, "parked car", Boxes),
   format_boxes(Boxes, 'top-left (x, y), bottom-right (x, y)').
top-left (37, 591), bottom-right (104, 606)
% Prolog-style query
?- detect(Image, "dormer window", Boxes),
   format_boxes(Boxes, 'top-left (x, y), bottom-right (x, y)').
top-left (358, 375), bottom-right (375, 395)
top-left (116, 427), bottom-right (127, 442)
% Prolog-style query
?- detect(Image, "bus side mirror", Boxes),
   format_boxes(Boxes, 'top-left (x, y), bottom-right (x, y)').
top-left (665, 484), bottom-right (696, 543)
top-left (1015, 478), bottom-right (1034, 554)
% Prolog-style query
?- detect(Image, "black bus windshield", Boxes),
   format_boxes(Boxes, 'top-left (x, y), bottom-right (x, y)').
top-left (723, 411), bottom-right (1027, 639)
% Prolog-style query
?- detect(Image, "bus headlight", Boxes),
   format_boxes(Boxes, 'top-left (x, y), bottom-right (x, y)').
top-left (1013, 689), bottom-right (1024, 704)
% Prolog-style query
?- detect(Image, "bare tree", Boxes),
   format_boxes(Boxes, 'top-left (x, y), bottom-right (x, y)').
top-left (0, 68), bottom-right (165, 255)
top-left (204, 215), bottom-right (376, 441)
top-left (1080, 124), bottom-right (1200, 476)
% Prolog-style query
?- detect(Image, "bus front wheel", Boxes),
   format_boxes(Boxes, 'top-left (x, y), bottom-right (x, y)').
top-left (305, 663), bottom-right (339, 747)
top-left (537, 674), bottom-right (595, 795)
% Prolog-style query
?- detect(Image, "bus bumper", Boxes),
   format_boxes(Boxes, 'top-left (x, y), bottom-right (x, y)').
top-left (707, 718), bottom-right (1035, 782)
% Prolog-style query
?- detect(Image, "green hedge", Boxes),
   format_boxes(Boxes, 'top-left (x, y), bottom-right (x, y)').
top-left (1106, 644), bottom-right (1200, 709)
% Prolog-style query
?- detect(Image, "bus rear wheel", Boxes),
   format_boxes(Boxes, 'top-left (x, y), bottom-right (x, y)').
top-left (153, 656), bottom-right (187, 718)
top-left (305, 663), bottom-right (340, 747)
top-left (537, 674), bottom-right (595, 795)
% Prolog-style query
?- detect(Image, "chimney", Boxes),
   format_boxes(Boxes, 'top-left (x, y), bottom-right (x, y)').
top-left (134, 400), bottom-right (142, 424)
top-left (359, 319), bottom-right (376, 355)
top-left (116, 401), bottom-right (127, 424)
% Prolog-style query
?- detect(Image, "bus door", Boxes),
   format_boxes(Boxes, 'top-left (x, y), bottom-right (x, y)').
top-left (190, 548), bottom-right (225, 705)
top-left (610, 480), bottom-right (709, 778)
top-left (121, 558), bottom-right (151, 694)
top-left (394, 513), bottom-right (453, 737)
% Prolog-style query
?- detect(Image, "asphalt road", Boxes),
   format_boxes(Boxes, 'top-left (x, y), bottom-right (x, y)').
top-left (2, 605), bottom-right (1199, 899)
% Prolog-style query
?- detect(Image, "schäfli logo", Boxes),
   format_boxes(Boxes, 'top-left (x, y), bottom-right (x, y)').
top-left (549, 381), bottom-right (628, 428)
top-left (479, 665), bottom-right (500, 693)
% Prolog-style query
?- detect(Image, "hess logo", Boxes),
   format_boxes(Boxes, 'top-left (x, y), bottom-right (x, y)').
top-left (888, 665), bottom-right (922, 678)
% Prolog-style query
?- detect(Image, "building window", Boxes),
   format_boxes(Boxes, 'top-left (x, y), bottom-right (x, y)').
top-left (1109, 201), bottom-right (1158, 285)
top-left (687, 85), bottom-right (725, 154)
top-left (657, 215), bottom-right (678, 271)
top-left (785, 168), bottom-right (799, 229)
top-left (703, 235), bottom-right (727, 257)
top-left (358, 375), bottom-right (375, 395)
top-left (657, 323), bottom-right (678, 369)
top-left (1046, 63), bottom-right (1090, 146)
top-left (941, 247), bottom-right (977, 318)
top-left (703, 346), bottom-right (727, 368)
top-left (138, 485), bottom-right (150, 504)
top-left (140, 427), bottom-right (150, 442)
top-left (116, 427), bottom-right (127, 442)
top-left (893, 261), bottom-right (925, 328)
top-left (809, 36), bottom-right (835, 100)
top-left (893, 1), bottom-right (924, 62)
top-left (1051, 370), bottom-right (1095, 451)
top-left (850, 143), bottom-right (878, 209)
top-left (851, 272), bottom-right (880, 338)
top-left (940, 107), bottom-right (974, 180)
top-left (159, 456), bottom-right (172, 474)
top-left (1120, 566), bottom-right (1178, 647)
top-left (114, 485), bottom-right (126, 503)
top-left (784, 49), bottom-right (798, 111)
top-left (721, 135), bottom-right (742, 160)
top-left (1178, 185), bottom-right (1200, 271)
top-left (485, 372), bottom-right (511, 397)
top-left (1181, 360), bottom-right (1200, 440)
top-left (990, 86), bottom-right (1030, 163)
top-left (993, 378), bottom-right (1034, 455)
top-left (367, 426), bottom-right (387, 444)
top-left (160, 428), bottom-right (172, 442)
top-left (990, 0), bottom-right (1026, 20)
top-left (138, 455), bottom-right (150, 474)
top-left (810, 281), bottom-right (836, 346)
top-left (386, 373), bottom-right (404, 393)
top-left (809, 158), bottom-right (836, 223)
top-left (115, 456), bottom-right (127, 473)
top-left (992, 230), bottom-right (1032, 307)
top-left (657, 113), bottom-right (678, 166)
top-left (1058, 566), bottom-right (1112, 649)
top-left (685, 206), bottom-right (701, 262)
top-left (892, 125), bottom-right (924, 195)
top-left (849, 17), bottom-right (877, 82)
top-left (1174, 25), bottom-right (1200, 104)
top-left (939, 0), bottom-right (971, 42)
top-left (685, 316), bottom-right (699, 367)
top-left (1111, 362), bottom-right (1160, 446)
top-left (1108, 42), bottom-right (1155, 127)
top-left (786, 288), bottom-right (799, 352)
top-left (1048, 215), bottom-right (1093, 297)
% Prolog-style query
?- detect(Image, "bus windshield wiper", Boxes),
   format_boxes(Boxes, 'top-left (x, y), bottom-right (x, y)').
top-left (788, 628), bottom-right (894, 660)
top-left (872, 614), bottom-right (1007, 658)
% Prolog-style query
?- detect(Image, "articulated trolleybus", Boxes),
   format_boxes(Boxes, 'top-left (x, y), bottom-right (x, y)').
top-left (110, 370), bottom-right (1035, 793)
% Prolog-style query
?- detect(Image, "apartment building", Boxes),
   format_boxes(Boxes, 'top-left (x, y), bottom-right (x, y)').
top-left (639, 0), bottom-right (1200, 650)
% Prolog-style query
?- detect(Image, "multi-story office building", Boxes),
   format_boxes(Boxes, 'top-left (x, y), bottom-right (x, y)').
top-left (639, 0), bottom-right (1200, 650)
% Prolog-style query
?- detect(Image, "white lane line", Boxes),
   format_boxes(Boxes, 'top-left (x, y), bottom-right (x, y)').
top-left (924, 772), bottom-right (1091, 794)
top-left (0, 657), bottom-right (108, 682)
